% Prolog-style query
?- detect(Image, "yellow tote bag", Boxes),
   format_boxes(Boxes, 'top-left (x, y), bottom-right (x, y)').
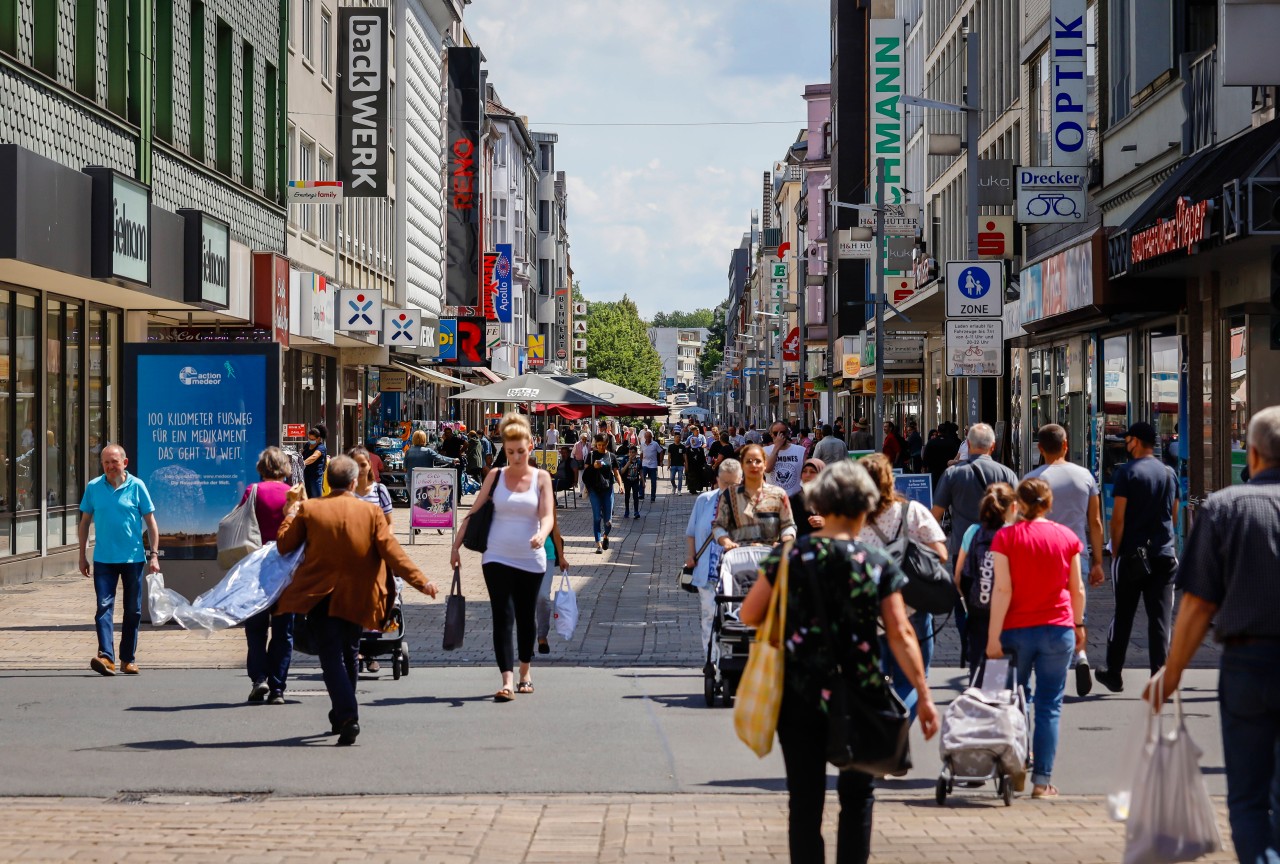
top-left (734, 539), bottom-right (792, 758)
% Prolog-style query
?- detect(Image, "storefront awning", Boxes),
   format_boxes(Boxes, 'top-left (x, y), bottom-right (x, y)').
top-left (472, 367), bottom-right (503, 384)
top-left (391, 360), bottom-right (469, 389)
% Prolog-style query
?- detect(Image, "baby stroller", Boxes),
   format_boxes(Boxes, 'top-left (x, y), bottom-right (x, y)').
top-left (936, 655), bottom-right (1030, 806)
top-left (703, 545), bottom-right (773, 707)
top-left (359, 576), bottom-right (410, 679)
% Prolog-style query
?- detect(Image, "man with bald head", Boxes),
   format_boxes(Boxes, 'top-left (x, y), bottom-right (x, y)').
top-left (78, 445), bottom-right (161, 676)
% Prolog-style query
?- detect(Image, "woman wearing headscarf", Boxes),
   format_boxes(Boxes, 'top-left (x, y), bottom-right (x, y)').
top-left (788, 457), bottom-right (826, 538)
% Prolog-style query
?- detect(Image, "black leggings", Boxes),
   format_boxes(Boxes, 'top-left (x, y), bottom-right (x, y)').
top-left (482, 562), bottom-right (543, 673)
top-left (776, 691), bottom-right (876, 864)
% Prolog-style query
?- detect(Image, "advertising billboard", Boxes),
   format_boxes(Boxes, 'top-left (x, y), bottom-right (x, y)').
top-left (124, 345), bottom-right (281, 561)
top-left (445, 47), bottom-right (481, 308)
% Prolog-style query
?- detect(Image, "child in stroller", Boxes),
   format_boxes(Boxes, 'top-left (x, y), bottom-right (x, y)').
top-left (702, 544), bottom-right (773, 707)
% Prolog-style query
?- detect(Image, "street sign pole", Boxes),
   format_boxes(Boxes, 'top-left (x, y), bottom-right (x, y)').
top-left (965, 28), bottom-right (982, 427)
top-left (797, 224), bottom-right (807, 427)
top-left (874, 157), bottom-right (886, 451)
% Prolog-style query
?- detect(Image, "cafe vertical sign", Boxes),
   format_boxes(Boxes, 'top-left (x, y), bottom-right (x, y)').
top-left (337, 8), bottom-right (389, 197)
top-left (446, 47), bottom-right (482, 309)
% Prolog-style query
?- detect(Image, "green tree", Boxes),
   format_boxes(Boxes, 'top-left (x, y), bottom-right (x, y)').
top-left (651, 308), bottom-right (716, 329)
top-left (585, 294), bottom-right (663, 398)
top-left (698, 300), bottom-right (728, 380)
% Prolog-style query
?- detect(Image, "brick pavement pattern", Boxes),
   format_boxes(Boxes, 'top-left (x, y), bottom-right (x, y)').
top-left (0, 793), bottom-right (1238, 863)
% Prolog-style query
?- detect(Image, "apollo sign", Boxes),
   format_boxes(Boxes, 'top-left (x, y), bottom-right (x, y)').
top-left (1130, 196), bottom-right (1214, 265)
top-left (1050, 0), bottom-right (1088, 167)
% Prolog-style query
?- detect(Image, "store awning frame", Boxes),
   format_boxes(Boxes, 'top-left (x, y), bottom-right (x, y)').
top-left (391, 360), bottom-right (470, 389)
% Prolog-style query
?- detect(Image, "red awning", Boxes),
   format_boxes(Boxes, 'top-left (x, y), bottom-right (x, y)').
top-left (533, 402), bottom-right (668, 420)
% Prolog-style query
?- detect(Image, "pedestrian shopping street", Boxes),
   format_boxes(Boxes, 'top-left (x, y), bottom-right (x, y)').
top-left (0, 481), bottom-right (1232, 863)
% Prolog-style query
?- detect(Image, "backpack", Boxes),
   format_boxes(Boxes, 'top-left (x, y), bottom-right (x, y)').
top-left (869, 501), bottom-right (957, 616)
top-left (961, 525), bottom-right (1000, 613)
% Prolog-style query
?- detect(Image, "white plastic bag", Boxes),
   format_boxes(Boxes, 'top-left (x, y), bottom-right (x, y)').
top-left (146, 543), bottom-right (305, 632)
top-left (1109, 689), bottom-right (1162, 821)
top-left (553, 570), bottom-right (577, 641)
top-left (1122, 673), bottom-right (1223, 864)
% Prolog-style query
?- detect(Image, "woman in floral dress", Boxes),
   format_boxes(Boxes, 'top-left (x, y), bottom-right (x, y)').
top-left (741, 458), bottom-right (939, 864)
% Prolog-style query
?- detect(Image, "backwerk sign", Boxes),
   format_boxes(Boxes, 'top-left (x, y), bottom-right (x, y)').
top-left (337, 8), bottom-right (388, 197)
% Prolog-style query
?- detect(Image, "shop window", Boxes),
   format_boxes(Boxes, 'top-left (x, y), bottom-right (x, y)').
top-left (14, 294), bottom-right (39, 554)
top-left (45, 300), bottom-right (83, 549)
top-left (33, 0), bottom-right (56, 78)
top-left (215, 18), bottom-right (233, 175)
top-left (155, 0), bottom-right (173, 139)
top-left (1101, 334), bottom-right (1129, 488)
top-left (1226, 316), bottom-right (1247, 484)
top-left (241, 42), bottom-right (254, 187)
top-left (0, 292), bottom-right (10, 556)
top-left (0, 0), bottom-right (15, 56)
top-left (1148, 331), bottom-right (1182, 469)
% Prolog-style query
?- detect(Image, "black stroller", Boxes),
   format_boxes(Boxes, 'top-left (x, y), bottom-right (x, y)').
top-left (358, 576), bottom-right (410, 678)
top-left (703, 545), bottom-right (773, 707)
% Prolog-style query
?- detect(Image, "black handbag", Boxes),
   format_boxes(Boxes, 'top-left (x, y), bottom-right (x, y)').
top-left (442, 567), bottom-right (466, 651)
top-left (802, 553), bottom-right (912, 776)
top-left (680, 533), bottom-right (715, 594)
top-left (871, 501), bottom-right (956, 616)
top-left (461, 469), bottom-right (500, 553)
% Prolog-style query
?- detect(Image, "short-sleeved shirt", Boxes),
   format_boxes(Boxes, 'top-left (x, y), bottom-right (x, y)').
top-left (811, 436), bottom-right (848, 465)
top-left (240, 480), bottom-right (291, 543)
top-left (857, 499), bottom-right (946, 550)
top-left (761, 536), bottom-right (906, 709)
top-left (582, 451), bottom-right (617, 492)
top-left (1175, 468), bottom-right (1280, 641)
top-left (765, 443), bottom-right (808, 496)
top-left (667, 443), bottom-right (687, 467)
top-left (1112, 456), bottom-right (1178, 557)
top-left (80, 472), bottom-right (156, 564)
top-left (685, 489), bottom-right (722, 587)
top-left (934, 455), bottom-right (1019, 559)
top-left (302, 441), bottom-right (328, 481)
top-left (1024, 460), bottom-right (1100, 557)
top-left (641, 441), bottom-right (662, 469)
top-left (990, 519), bottom-right (1082, 631)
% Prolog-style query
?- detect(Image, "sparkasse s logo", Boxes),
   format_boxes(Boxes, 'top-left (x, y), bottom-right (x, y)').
top-left (178, 366), bottom-right (223, 386)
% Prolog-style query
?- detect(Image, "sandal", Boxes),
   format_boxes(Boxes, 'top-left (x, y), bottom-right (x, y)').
top-left (494, 688), bottom-right (515, 702)
top-left (516, 681), bottom-right (534, 694)
top-left (1031, 784), bottom-right (1059, 799)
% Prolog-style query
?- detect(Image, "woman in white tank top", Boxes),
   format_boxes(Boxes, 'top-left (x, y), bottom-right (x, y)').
top-left (452, 413), bottom-right (555, 702)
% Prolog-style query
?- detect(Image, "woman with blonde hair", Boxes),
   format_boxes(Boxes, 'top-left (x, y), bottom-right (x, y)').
top-left (452, 413), bottom-right (555, 701)
top-left (856, 453), bottom-right (947, 720)
top-left (987, 477), bottom-right (1086, 799)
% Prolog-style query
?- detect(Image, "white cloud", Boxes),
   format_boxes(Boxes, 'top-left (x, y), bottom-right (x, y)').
top-left (467, 0), bottom-right (828, 318)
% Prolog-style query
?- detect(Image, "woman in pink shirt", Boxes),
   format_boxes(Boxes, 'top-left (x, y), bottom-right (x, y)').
top-left (986, 477), bottom-right (1086, 799)
top-left (241, 447), bottom-right (296, 705)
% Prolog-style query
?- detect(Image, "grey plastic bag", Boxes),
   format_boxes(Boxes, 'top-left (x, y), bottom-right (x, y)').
top-left (216, 484), bottom-right (262, 570)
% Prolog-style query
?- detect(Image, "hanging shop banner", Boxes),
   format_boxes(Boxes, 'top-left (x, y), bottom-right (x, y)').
top-left (445, 46), bottom-right (482, 308)
top-left (286, 180), bottom-right (344, 204)
top-left (448, 316), bottom-right (486, 367)
top-left (527, 333), bottom-right (546, 368)
top-left (977, 159), bottom-right (1015, 206)
top-left (297, 272), bottom-right (334, 344)
top-left (418, 314), bottom-right (440, 358)
top-left (868, 18), bottom-right (906, 206)
top-left (494, 243), bottom-right (514, 323)
top-left (438, 318), bottom-right (458, 361)
top-left (481, 252), bottom-right (498, 320)
top-left (124, 344), bottom-right (281, 561)
top-left (337, 8), bottom-right (389, 197)
top-left (86, 167), bottom-right (150, 285)
top-left (1049, 0), bottom-right (1088, 167)
top-left (251, 252), bottom-right (290, 346)
top-left (410, 468), bottom-right (456, 534)
top-left (379, 369), bottom-right (407, 392)
top-left (977, 216), bottom-right (1015, 260)
top-left (337, 288), bottom-right (382, 332)
top-left (945, 319), bottom-right (1004, 377)
top-left (381, 308), bottom-right (421, 347)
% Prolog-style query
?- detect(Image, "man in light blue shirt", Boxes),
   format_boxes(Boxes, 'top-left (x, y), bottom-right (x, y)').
top-left (78, 445), bottom-right (160, 676)
top-left (685, 459), bottom-right (742, 668)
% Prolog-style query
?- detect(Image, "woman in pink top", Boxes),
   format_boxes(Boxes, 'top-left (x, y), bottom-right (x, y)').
top-left (241, 447), bottom-right (297, 705)
top-left (986, 477), bottom-right (1085, 799)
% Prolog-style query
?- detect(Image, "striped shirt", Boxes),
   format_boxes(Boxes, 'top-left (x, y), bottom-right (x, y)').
top-left (1176, 468), bottom-right (1280, 641)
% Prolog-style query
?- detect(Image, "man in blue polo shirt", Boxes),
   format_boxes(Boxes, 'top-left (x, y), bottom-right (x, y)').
top-left (77, 444), bottom-right (160, 676)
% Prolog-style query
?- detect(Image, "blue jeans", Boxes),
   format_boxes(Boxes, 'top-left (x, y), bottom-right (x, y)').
top-left (245, 611), bottom-right (297, 694)
top-left (304, 472), bottom-right (324, 500)
top-left (880, 611), bottom-right (933, 723)
top-left (588, 488), bottom-right (614, 542)
top-left (642, 466), bottom-right (658, 500)
top-left (670, 465), bottom-right (684, 492)
top-left (999, 624), bottom-right (1073, 787)
top-left (93, 561), bottom-right (145, 664)
top-left (1219, 643), bottom-right (1280, 864)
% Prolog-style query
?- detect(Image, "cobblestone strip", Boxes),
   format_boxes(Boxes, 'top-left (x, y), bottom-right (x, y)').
top-left (0, 793), bottom-right (1236, 864)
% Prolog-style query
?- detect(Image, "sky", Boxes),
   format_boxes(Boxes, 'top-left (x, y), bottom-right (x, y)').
top-left (466, 0), bottom-right (830, 321)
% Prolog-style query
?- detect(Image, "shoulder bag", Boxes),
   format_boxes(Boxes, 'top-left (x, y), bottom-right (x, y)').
top-left (441, 567), bottom-right (466, 650)
top-left (733, 538), bottom-right (793, 758)
top-left (871, 500), bottom-right (956, 616)
top-left (800, 550), bottom-right (912, 776)
top-left (461, 469), bottom-right (501, 553)
top-left (216, 484), bottom-right (262, 570)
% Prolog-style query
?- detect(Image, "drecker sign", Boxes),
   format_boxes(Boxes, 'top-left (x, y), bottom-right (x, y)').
top-left (337, 8), bottom-right (388, 198)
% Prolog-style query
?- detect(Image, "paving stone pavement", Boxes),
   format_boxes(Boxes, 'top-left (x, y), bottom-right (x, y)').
top-left (0, 479), bottom-right (1217, 672)
top-left (0, 793), bottom-right (1238, 864)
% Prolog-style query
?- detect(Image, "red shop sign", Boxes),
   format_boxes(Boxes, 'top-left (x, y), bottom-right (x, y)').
top-left (1130, 196), bottom-right (1214, 266)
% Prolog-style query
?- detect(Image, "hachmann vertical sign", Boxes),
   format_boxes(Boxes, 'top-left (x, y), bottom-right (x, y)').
top-left (1050, 0), bottom-right (1088, 167)
top-left (869, 18), bottom-right (905, 206)
top-left (337, 8), bottom-right (389, 197)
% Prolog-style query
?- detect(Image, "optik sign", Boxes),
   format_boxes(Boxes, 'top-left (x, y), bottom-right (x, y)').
top-left (494, 243), bottom-right (513, 323)
top-left (1050, 0), bottom-right (1088, 167)
top-left (869, 19), bottom-right (905, 205)
top-left (337, 8), bottom-right (388, 197)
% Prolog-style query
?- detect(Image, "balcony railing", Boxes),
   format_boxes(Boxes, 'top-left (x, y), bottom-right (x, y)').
top-left (1182, 47), bottom-right (1217, 155)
